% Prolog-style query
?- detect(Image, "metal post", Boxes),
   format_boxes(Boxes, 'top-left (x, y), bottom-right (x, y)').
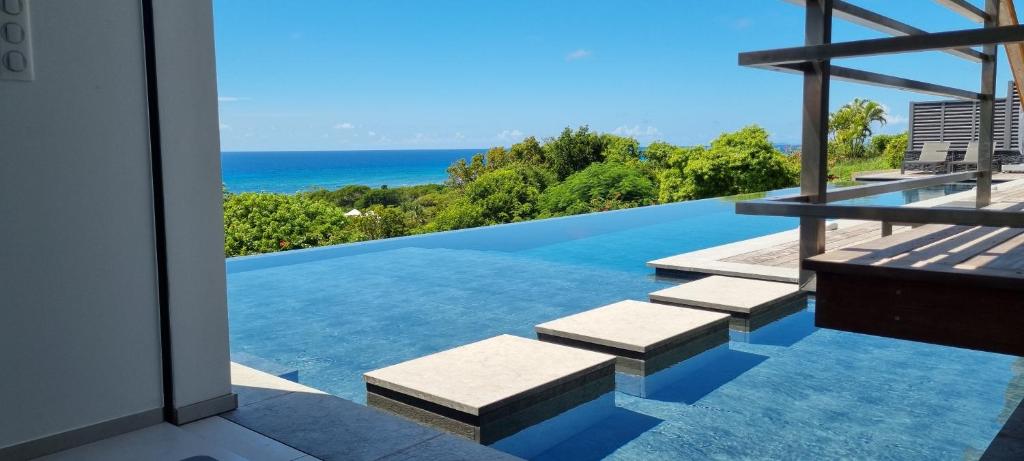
top-left (978, 0), bottom-right (999, 207)
top-left (799, 0), bottom-right (832, 289)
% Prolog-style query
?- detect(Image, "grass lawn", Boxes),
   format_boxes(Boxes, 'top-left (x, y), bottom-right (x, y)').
top-left (830, 157), bottom-right (892, 183)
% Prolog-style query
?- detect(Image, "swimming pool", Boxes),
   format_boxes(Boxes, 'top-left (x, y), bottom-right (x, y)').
top-left (226, 184), bottom-right (1021, 459)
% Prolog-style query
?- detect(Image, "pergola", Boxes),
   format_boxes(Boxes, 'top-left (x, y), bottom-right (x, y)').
top-left (729, 1), bottom-right (1024, 358)
top-left (736, 0), bottom-right (1024, 289)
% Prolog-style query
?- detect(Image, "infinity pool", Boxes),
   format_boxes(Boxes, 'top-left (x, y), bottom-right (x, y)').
top-left (227, 185), bottom-right (1021, 459)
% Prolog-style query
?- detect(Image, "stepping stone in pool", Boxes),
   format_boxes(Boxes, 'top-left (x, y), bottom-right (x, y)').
top-left (649, 275), bottom-right (807, 332)
top-left (364, 334), bottom-right (616, 445)
top-left (535, 300), bottom-right (730, 377)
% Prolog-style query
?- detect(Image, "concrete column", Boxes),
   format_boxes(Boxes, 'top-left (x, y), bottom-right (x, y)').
top-left (148, 0), bottom-right (236, 424)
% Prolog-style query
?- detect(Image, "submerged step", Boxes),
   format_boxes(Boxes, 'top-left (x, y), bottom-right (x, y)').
top-left (363, 334), bottom-right (615, 445)
top-left (649, 276), bottom-right (807, 332)
top-left (535, 300), bottom-right (730, 376)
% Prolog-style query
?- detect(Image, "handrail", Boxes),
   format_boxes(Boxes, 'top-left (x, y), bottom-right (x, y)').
top-left (736, 201), bottom-right (1024, 227)
top-left (762, 171), bottom-right (979, 203)
top-left (735, 171), bottom-right (1024, 228)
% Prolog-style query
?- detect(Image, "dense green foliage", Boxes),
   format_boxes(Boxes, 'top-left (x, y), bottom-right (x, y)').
top-left (539, 162), bottom-right (656, 216)
top-left (223, 124), bottom-right (805, 257)
top-left (882, 132), bottom-right (909, 168)
top-left (223, 193), bottom-right (352, 256)
top-left (829, 98), bottom-right (887, 160)
top-left (658, 126), bottom-right (798, 201)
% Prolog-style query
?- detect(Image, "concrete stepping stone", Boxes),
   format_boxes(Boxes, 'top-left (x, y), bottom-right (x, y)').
top-left (535, 300), bottom-right (730, 377)
top-left (649, 275), bottom-right (807, 332)
top-left (364, 334), bottom-right (616, 445)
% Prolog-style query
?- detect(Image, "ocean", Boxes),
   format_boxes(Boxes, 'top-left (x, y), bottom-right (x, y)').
top-left (221, 149), bottom-right (482, 194)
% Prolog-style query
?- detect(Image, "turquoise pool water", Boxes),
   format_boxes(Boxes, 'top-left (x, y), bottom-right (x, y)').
top-left (226, 185), bottom-right (1022, 460)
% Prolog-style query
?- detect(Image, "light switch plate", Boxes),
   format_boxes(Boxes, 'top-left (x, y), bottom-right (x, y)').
top-left (0, 0), bottom-right (34, 82)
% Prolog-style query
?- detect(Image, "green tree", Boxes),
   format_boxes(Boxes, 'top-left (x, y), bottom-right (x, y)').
top-left (659, 125), bottom-right (797, 201)
top-left (426, 198), bottom-right (486, 232)
top-left (349, 205), bottom-right (410, 240)
top-left (829, 98), bottom-right (887, 160)
top-left (601, 134), bottom-right (642, 165)
top-left (544, 126), bottom-right (606, 179)
top-left (539, 162), bottom-right (656, 216)
top-left (223, 193), bottom-right (351, 256)
top-left (868, 133), bottom-right (899, 158)
top-left (446, 153), bottom-right (486, 187)
top-left (464, 165), bottom-right (554, 223)
top-left (302, 184), bottom-right (372, 209)
top-left (643, 141), bottom-right (683, 169)
top-left (883, 132), bottom-right (910, 168)
top-left (486, 137), bottom-right (548, 169)
top-left (355, 186), bottom-right (402, 209)
top-left (508, 136), bottom-right (546, 165)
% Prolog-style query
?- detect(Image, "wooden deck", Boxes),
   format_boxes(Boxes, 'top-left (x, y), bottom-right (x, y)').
top-left (806, 186), bottom-right (1024, 356)
top-left (649, 181), bottom-right (1024, 286)
top-left (648, 222), bottom-right (885, 284)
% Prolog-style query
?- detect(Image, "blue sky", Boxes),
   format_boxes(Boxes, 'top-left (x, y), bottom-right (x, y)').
top-left (213, 0), bottom-right (1011, 151)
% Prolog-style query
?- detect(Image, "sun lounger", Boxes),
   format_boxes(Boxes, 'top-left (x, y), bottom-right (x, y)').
top-left (901, 141), bottom-right (950, 174)
top-left (947, 141), bottom-right (979, 173)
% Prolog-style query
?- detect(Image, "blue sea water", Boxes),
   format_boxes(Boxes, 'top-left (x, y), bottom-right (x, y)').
top-left (221, 149), bottom-right (482, 194)
top-left (225, 184), bottom-right (1020, 460)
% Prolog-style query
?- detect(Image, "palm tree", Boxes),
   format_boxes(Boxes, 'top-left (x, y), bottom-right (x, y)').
top-left (829, 98), bottom-right (888, 158)
top-left (848, 98), bottom-right (887, 138)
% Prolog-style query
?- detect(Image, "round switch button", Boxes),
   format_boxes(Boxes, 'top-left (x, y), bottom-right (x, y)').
top-left (2, 0), bottom-right (22, 15)
top-left (1, 22), bottom-right (24, 44)
top-left (3, 50), bottom-right (26, 72)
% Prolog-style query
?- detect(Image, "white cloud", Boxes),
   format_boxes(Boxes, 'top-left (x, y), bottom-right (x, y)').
top-left (455, 132), bottom-right (466, 140)
top-left (497, 129), bottom-right (524, 141)
top-left (732, 17), bottom-right (753, 30)
top-left (367, 131), bottom-right (377, 137)
top-left (218, 96), bottom-right (249, 102)
top-left (880, 105), bottom-right (908, 125)
top-left (334, 122), bottom-right (355, 130)
top-left (219, 123), bottom-right (231, 131)
top-left (613, 125), bottom-right (661, 138)
top-left (565, 49), bottom-right (592, 61)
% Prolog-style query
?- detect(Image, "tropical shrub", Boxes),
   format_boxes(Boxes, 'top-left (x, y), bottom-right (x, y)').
top-left (539, 162), bottom-right (656, 216)
top-left (601, 134), bottom-right (643, 165)
top-left (223, 193), bottom-right (351, 256)
top-left (544, 126), bottom-right (606, 179)
top-left (659, 125), bottom-right (797, 201)
top-left (868, 133), bottom-right (899, 158)
top-left (883, 132), bottom-right (910, 168)
top-left (349, 205), bottom-right (410, 240)
top-left (426, 198), bottom-right (486, 232)
top-left (464, 165), bottom-right (555, 223)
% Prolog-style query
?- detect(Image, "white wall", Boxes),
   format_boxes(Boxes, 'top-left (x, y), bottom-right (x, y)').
top-left (152, 0), bottom-right (233, 412)
top-left (0, 0), bottom-right (164, 449)
top-left (0, 0), bottom-right (232, 453)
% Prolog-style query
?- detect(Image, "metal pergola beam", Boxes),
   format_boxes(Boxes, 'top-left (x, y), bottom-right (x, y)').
top-left (736, 201), bottom-right (1024, 228)
top-left (786, 0), bottom-right (985, 62)
top-left (935, 0), bottom-right (990, 23)
top-left (773, 63), bottom-right (984, 100)
top-left (797, 0), bottom-right (831, 289)
top-left (739, 24), bottom-right (1024, 67)
top-left (978, 0), bottom-right (1000, 207)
